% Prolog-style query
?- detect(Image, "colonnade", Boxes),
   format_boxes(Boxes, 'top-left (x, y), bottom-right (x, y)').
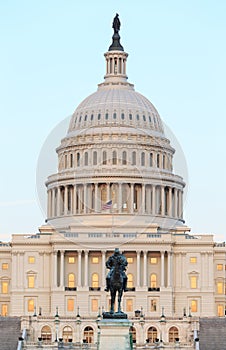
top-left (47, 182), bottom-right (183, 220)
top-left (52, 250), bottom-right (173, 290)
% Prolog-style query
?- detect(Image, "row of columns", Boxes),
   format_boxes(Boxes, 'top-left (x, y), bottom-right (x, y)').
top-left (52, 250), bottom-right (173, 289)
top-left (47, 183), bottom-right (183, 220)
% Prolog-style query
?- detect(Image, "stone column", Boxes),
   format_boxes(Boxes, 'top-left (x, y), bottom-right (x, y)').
top-left (19, 252), bottom-right (24, 288)
top-left (83, 184), bottom-right (87, 213)
top-left (77, 251), bottom-right (82, 287)
top-left (167, 252), bottom-right (172, 287)
top-left (161, 251), bottom-right (165, 288)
top-left (106, 183), bottom-right (110, 202)
top-left (47, 190), bottom-right (51, 218)
top-left (94, 183), bottom-right (98, 212)
top-left (57, 187), bottom-right (61, 216)
top-left (136, 251), bottom-right (141, 287)
top-left (174, 188), bottom-right (178, 218)
top-left (12, 252), bottom-right (18, 289)
top-left (152, 185), bottom-right (156, 215)
top-left (60, 250), bottom-right (65, 288)
top-left (84, 250), bottom-right (89, 288)
top-left (64, 186), bottom-right (68, 215)
top-left (73, 184), bottom-right (77, 214)
top-left (142, 184), bottom-right (145, 214)
top-left (102, 250), bottom-right (106, 288)
top-left (51, 188), bottom-right (55, 217)
top-left (143, 251), bottom-right (147, 287)
top-left (53, 251), bottom-right (58, 288)
top-left (130, 183), bottom-right (134, 213)
top-left (168, 187), bottom-right (172, 216)
top-left (118, 183), bottom-right (122, 213)
top-left (161, 186), bottom-right (165, 216)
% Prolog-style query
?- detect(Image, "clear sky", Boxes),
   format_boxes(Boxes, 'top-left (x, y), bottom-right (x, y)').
top-left (0, 1), bottom-right (226, 242)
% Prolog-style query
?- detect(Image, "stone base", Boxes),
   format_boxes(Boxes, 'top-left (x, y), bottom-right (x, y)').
top-left (98, 318), bottom-right (132, 350)
top-left (102, 311), bottom-right (127, 319)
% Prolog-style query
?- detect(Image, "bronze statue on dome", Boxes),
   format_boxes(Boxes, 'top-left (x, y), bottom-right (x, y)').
top-left (112, 13), bottom-right (121, 34)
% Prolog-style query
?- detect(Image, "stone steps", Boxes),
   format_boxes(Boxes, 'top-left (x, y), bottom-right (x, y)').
top-left (199, 317), bottom-right (226, 350)
top-left (0, 316), bottom-right (21, 350)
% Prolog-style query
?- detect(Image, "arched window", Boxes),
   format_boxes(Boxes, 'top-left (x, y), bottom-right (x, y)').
top-left (149, 153), bottom-right (153, 167)
top-left (127, 273), bottom-right (134, 288)
top-left (77, 153), bottom-right (80, 167)
top-left (83, 326), bottom-right (94, 344)
top-left (136, 114), bottom-right (139, 121)
top-left (98, 113), bottom-right (101, 120)
top-left (93, 151), bottom-right (97, 165)
top-left (163, 154), bottom-right (166, 169)
top-left (150, 274), bottom-right (157, 288)
top-left (147, 326), bottom-right (158, 343)
top-left (132, 151), bottom-right (136, 165)
top-left (105, 113), bottom-right (109, 120)
top-left (157, 154), bottom-right (160, 168)
top-left (84, 114), bottom-right (87, 121)
top-left (129, 114), bottom-right (132, 120)
top-left (41, 326), bottom-right (52, 344)
top-left (64, 154), bottom-right (67, 168)
top-left (68, 273), bottom-right (75, 288)
top-left (84, 152), bottom-right (88, 166)
top-left (91, 114), bottom-right (94, 121)
top-left (63, 326), bottom-right (73, 343)
top-left (103, 151), bottom-right (107, 165)
top-left (70, 154), bottom-right (73, 168)
top-left (169, 326), bottom-right (179, 343)
top-left (92, 273), bottom-right (99, 288)
top-left (122, 151), bottom-right (127, 165)
top-left (112, 151), bottom-right (117, 165)
top-left (143, 115), bottom-right (146, 121)
top-left (113, 112), bottom-right (117, 119)
top-left (130, 326), bottom-right (136, 344)
top-left (141, 152), bottom-right (145, 166)
top-left (121, 113), bottom-right (125, 120)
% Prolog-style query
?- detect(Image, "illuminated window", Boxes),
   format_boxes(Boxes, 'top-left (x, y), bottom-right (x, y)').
top-left (67, 299), bottom-right (74, 312)
top-left (92, 257), bottom-right (99, 264)
top-left (2, 263), bottom-right (8, 270)
top-left (127, 273), bottom-right (134, 288)
top-left (130, 326), bottom-right (136, 344)
top-left (190, 276), bottom-right (197, 289)
top-left (41, 326), bottom-right (52, 344)
top-left (91, 299), bottom-right (98, 312)
top-left (169, 326), bottom-right (179, 343)
top-left (150, 299), bottom-right (157, 312)
top-left (28, 256), bottom-right (35, 264)
top-left (1, 304), bottom-right (8, 316)
top-left (83, 326), bottom-right (94, 344)
top-left (150, 274), bottom-right (157, 288)
top-left (126, 299), bottom-right (133, 312)
top-left (191, 300), bottom-right (197, 312)
top-left (147, 327), bottom-right (157, 343)
top-left (217, 282), bottom-right (223, 294)
top-left (28, 299), bottom-right (34, 312)
top-left (68, 273), bottom-right (75, 288)
top-left (2, 281), bottom-right (8, 294)
top-left (28, 275), bottom-right (35, 288)
top-left (92, 273), bottom-right (99, 288)
top-left (217, 264), bottom-right (223, 271)
top-left (63, 326), bottom-right (73, 343)
top-left (150, 257), bottom-right (157, 264)
top-left (217, 304), bottom-right (224, 317)
top-left (190, 257), bottom-right (197, 264)
top-left (127, 257), bottom-right (134, 264)
top-left (68, 257), bottom-right (75, 264)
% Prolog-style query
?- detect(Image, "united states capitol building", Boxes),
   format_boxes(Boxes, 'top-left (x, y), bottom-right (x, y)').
top-left (0, 15), bottom-right (225, 350)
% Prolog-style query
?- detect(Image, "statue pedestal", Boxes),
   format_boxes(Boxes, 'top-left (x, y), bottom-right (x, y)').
top-left (98, 318), bottom-right (132, 350)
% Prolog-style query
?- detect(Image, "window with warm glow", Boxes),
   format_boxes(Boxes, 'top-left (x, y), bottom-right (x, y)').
top-left (28, 276), bottom-right (35, 288)
top-left (67, 299), bottom-right (74, 312)
top-left (92, 273), bottom-right (99, 288)
top-left (2, 282), bottom-right (8, 294)
top-left (190, 257), bottom-right (197, 264)
top-left (92, 257), bottom-right (99, 264)
top-left (28, 256), bottom-right (35, 264)
top-left (127, 273), bottom-right (134, 288)
top-left (1, 304), bottom-right (8, 316)
top-left (191, 300), bottom-right (197, 312)
top-left (28, 299), bottom-right (34, 312)
top-left (150, 257), bottom-right (157, 264)
top-left (217, 304), bottom-right (224, 317)
top-left (2, 263), bottom-right (8, 270)
top-left (190, 276), bottom-right (197, 289)
top-left (150, 274), bottom-right (157, 288)
top-left (127, 257), bottom-right (134, 264)
top-left (150, 299), bottom-right (157, 312)
top-left (217, 282), bottom-right (223, 294)
top-left (68, 273), bottom-right (75, 288)
top-left (126, 299), bottom-right (133, 312)
top-left (91, 299), bottom-right (98, 312)
top-left (68, 257), bottom-right (75, 264)
top-left (217, 264), bottom-right (223, 271)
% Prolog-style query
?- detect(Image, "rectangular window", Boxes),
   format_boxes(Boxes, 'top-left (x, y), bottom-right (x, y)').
top-left (2, 282), bottom-right (8, 294)
top-left (127, 257), bottom-right (134, 264)
top-left (217, 282), bottom-right (223, 294)
top-left (92, 257), bottom-right (99, 264)
top-left (2, 263), bottom-right (8, 270)
top-left (28, 256), bottom-right (35, 264)
top-left (91, 299), bottom-right (98, 312)
top-left (190, 257), bottom-right (197, 264)
top-left (217, 264), bottom-right (223, 271)
top-left (1, 304), bottom-right (8, 316)
top-left (67, 299), bottom-right (74, 312)
top-left (28, 299), bottom-right (34, 312)
top-left (191, 300), bottom-right (197, 312)
top-left (68, 257), bottom-right (75, 264)
top-left (126, 299), bottom-right (133, 312)
top-left (190, 276), bottom-right (197, 289)
top-left (28, 276), bottom-right (35, 288)
top-left (150, 257), bottom-right (157, 264)
top-left (150, 299), bottom-right (157, 312)
top-left (217, 304), bottom-right (224, 317)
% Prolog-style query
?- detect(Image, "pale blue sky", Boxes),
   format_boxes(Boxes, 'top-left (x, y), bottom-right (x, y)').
top-left (0, 1), bottom-right (226, 241)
